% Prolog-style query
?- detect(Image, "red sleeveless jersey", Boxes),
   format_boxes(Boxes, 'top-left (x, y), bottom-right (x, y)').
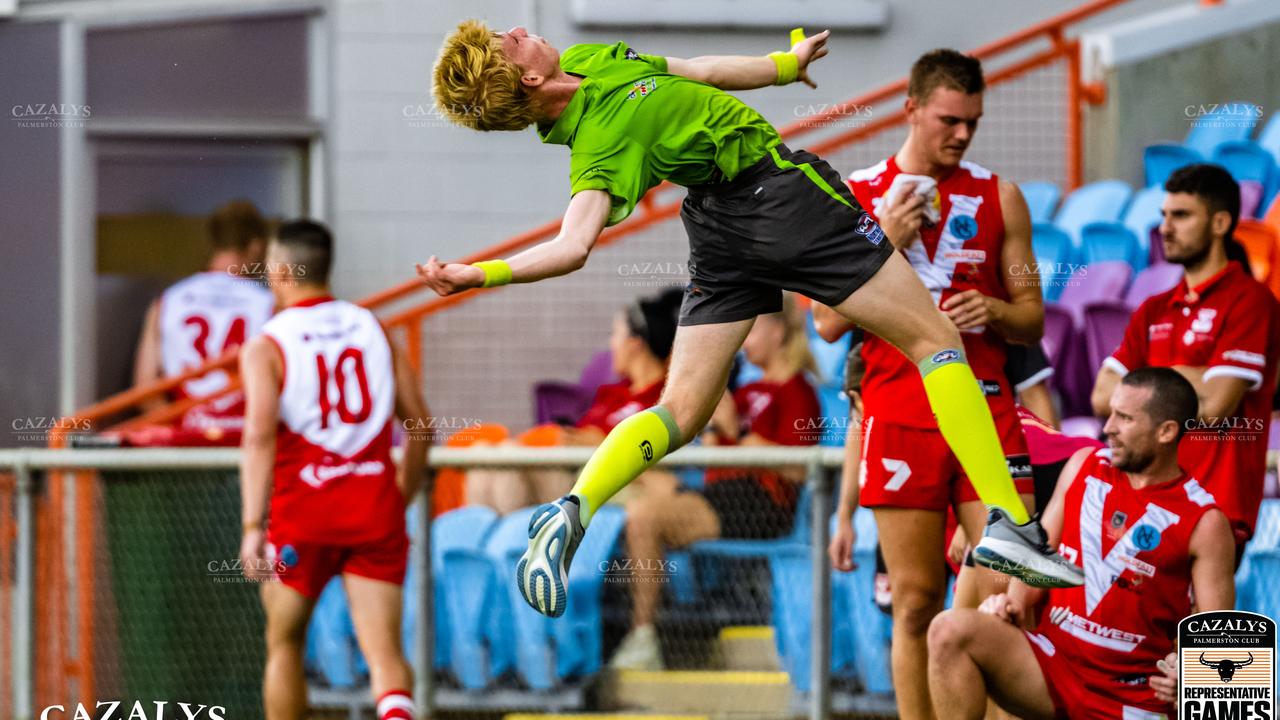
top-left (1040, 448), bottom-right (1217, 683)
top-left (263, 297), bottom-right (404, 545)
top-left (848, 158), bottom-right (1012, 428)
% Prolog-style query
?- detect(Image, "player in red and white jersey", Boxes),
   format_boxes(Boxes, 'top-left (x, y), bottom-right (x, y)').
top-left (818, 49), bottom-right (1047, 719)
top-left (1093, 164), bottom-right (1280, 549)
top-left (928, 368), bottom-right (1236, 719)
top-left (133, 200), bottom-right (274, 442)
top-left (238, 220), bottom-right (431, 720)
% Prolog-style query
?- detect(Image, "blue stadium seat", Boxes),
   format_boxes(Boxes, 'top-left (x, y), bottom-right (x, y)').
top-left (485, 508), bottom-right (556, 691)
top-left (1020, 181), bottom-right (1062, 224)
top-left (307, 578), bottom-right (362, 688)
top-left (1123, 187), bottom-right (1164, 265)
top-left (848, 507), bottom-right (893, 693)
top-left (1212, 140), bottom-right (1277, 214)
top-left (1236, 499), bottom-right (1280, 616)
top-left (552, 504), bottom-right (627, 680)
top-left (433, 506), bottom-right (499, 689)
top-left (1143, 143), bottom-right (1203, 188)
top-left (1185, 102), bottom-right (1260, 159)
top-left (1258, 112), bottom-right (1280, 168)
top-left (1054, 180), bottom-right (1133, 252)
top-left (687, 482), bottom-right (812, 560)
top-left (1031, 223), bottom-right (1073, 301)
top-left (816, 383), bottom-right (851, 448)
top-left (1081, 222), bottom-right (1143, 270)
top-left (807, 311), bottom-right (852, 387)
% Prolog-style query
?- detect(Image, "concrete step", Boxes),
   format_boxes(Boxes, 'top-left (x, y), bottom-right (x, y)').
top-left (716, 626), bottom-right (781, 672)
top-left (599, 670), bottom-right (792, 717)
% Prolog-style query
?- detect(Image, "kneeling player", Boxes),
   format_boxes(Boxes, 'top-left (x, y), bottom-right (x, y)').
top-left (927, 368), bottom-right (1235, 719)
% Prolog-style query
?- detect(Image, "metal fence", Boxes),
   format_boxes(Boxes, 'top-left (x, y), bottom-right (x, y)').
top-left (0, 445), bottom-right (855, 720)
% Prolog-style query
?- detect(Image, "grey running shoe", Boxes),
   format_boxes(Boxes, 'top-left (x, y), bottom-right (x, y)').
top-left (973, 508), bottom-right (1084, 588)
top-left (516, 495), bottom-right (585, 617)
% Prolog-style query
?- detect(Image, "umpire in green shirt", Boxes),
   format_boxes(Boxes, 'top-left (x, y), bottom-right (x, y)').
top-left (421, 21), bottom-right (1082, 620)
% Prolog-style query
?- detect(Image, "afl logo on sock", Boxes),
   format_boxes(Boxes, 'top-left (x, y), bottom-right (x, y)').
top-left (1179, 611), bottom-right (1276, 719)
top-left (932, 349), bottom-right (960, 364)
top-left (639, 440), bottom-right (654, 462)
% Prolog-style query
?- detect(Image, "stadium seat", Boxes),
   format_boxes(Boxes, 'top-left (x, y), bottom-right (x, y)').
top-left (433, 506), bottom-right (500, 689)
top-left (1020, 181), bottom-right (1062, 224)
top-left (1258, 112), bottom-right (1280, 165)
top-left (485, 508), bottom-right (555, 691)
top-left (1212, 140), bottom-right (1276, 217)
top-left (1081, 222), bottom-right (1144, 271)
top-left (307, 578), bottom-right (363, 688)
top-left (1236, 499), bottom-right (1280, 615)
top-left (1185, 102), bottom-right (1260, 159)
top-left (1234, 220), bottom-right (1279, 293)
top-left (552, 504), bottom-right (627, 681)
top-left (1054, 180), bottom-right (1133, 251)
top-left (815, 383), bottom-right (851, 448)
top-left (1057, 261), bottom-right (1132, 329)
top-left (1122, 186), bottom-right (1164, 261)
top-left (1060, 415), bottom-right (1102, 440)
top-left (532, 350), bottom-right (615, 425)
top-left (807, 311), bottom-right (852, 387)
top-left (1143, 143), bottom-right (1202, 188)
top-left (1125, 263), bottom-right (1183, 309)
top-left (848, 507), bottom-right (893, 693)
top-left (1031, 223), bottom-right (1073, 301)
top-left (1082, 301), bottom-right (1131, 379)
top-left (1040, 303), bottom-right (1074, 372)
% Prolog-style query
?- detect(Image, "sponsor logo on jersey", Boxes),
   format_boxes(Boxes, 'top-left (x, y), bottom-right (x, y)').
top-left (627, 78), bottom-right (658, 100)
top-left (943, 248), bottom-right (987, 263)
top-left (948, 214), bottom-right (978, 241)
top-left (1049, 605), bottom-right (1147, 652)
top-left (299, 460), bottom-right (387, 488)
top-left (1179, 611), bottom-right (1276, 719)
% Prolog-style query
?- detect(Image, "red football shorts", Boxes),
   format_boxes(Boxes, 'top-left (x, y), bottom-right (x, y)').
top-left (1023, 630), bottom-right (1172, 719)
top-left (859, 409), bottom-right (1032, 511)
top-left (266, 528), bottom-right (409, 599)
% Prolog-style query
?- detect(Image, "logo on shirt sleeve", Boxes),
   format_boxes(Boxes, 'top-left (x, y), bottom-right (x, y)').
top-left (625, 47), bottom-right (640, 60)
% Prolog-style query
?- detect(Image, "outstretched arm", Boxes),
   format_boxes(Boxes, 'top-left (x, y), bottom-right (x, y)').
top-left (665, 30), bottom-right (830, 91)
top-left (416, 189), bottom-right (611, 296)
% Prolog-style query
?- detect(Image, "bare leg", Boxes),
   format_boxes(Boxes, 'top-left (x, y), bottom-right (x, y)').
top-left (927, 609), bottom-right (1056, 720)
top-left (830, 251), bottom-right (960, 364)
top-left (260, 581), bottom-right (315, 720)
top-left (345, 573), bottom-right (414, 700)
top-left (874, 507), bottom-right (948, 720)
top-left (626, 483), bottom-right (720, 628)
top-left (659, 318), bottom-right (757, 439)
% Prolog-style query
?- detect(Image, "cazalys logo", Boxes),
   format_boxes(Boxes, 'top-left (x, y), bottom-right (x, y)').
top-left (1179, 611), bottom-right (1276, 719)
top-left (41, 701), bottom-right (225, 719)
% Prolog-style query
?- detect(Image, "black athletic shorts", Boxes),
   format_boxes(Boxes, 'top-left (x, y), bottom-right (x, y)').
top-left (697, 477), bottom-right (796, 540)
top-left (678, 144), bottom-right (895, 326)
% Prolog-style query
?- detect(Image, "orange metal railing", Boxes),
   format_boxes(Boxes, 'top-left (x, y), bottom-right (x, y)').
top-left (38, 0), bottom-right (1171, 706)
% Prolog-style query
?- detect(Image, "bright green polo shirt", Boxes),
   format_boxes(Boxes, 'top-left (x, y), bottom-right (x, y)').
top-left (538, 41), bottom-right (782, 226)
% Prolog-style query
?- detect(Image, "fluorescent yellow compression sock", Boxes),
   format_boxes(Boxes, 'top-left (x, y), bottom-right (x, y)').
top-left (918, 349), bottom-right (1030, 524)
top-left (569, 406), bottom-right (681, 526)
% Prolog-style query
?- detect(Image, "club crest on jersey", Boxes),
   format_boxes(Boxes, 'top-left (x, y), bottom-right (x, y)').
top-left (280, 544), bottom-right (299, 568)
top-left (1132, 524), bottom-right (1162, 551)
top-left (627, 78), bottom-right (657, 100)
top-left (949, 214), bottom-right (978, 241)
top-left (855, 214), bottom-right (886, 245)
top-left (1110, 510), bottom-right (1128, 529)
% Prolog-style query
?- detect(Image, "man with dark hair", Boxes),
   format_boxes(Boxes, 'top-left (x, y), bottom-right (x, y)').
top-left (132, 199), bottom-right (275, 442)
top-left (424, 23), bottom-right (1082, 620)
top-left (929, 367), bottom-right (1236, 720)
top-left (1093, 163), bottom-right (1280, 551)
top-left (239, 219), bottom-right (432, 720)
top-left (821, 46), bottom-right (1045, 718)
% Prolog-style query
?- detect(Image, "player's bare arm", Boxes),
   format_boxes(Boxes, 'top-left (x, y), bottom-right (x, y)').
top-left (1170, 365), bottom-right (1250, 420)
top-left (238, 334), bottom-right (283, 580)
top-left (387, 332), bottom-right (432, 502)
top-left (416, 189), bottom-right (611, 296)
top-left (1187, 507), bottom-right (1236, 611)
top-left (942, 180), bottom-right (1043, 343)
top-left (132, 299), bottom-right (165, 411)
top-left (828, 404), bottom-right (863, 572)
top-left (665, 30), bottom-right (830, 90)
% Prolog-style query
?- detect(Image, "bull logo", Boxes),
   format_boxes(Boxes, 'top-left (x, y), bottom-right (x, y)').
top-left (1200, 652), bottom-right (1254, 682)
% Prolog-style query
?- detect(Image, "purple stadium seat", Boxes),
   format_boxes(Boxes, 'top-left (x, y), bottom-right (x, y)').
top-left (1041, 303), bottom-right (1074, 369)
top-left (1241, 180), bottom-right (1266, 220)
top-left (1057, 261), bottom-right (1132, 329)
top-left (1083, 301), bottom-right (1132, 378)
top-left (531, 350), bottom-right (617, 425)
top-left (1148, 226), bottom-right (1166, 266)
top-left (1060, 415), bottom-right (1103, 440)
top-left (1043, 303), bottom-right (1092, 416)
top-left (1125, 263), bottom-right (1183, 309)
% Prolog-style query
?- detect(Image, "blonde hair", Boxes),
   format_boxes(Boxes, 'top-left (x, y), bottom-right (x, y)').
top-left (760, 294), bottom-right (818, 379)
top-left (432, 19), bottom-right (540, 132)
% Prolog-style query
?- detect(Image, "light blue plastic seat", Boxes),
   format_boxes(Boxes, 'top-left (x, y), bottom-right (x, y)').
top-left (1122, 186), bottom-right (1164, 264)
top-left (552, 505), bottom-right (627, 680)
top-left (1081, 222), bottom-right (1143, 271)
top-left (486, 507), bottom-right (556, 691)
top-left (1020, 181), bottom-right (1062, 224)
top-left (432, 506), bottom-right (499, 689)
top-left (1143, 143), bottom-right (1203, 188)
top-left (1054, 180), bottom-right (1133, 252)
top-left (1031, 223), bottom-right (1073, 302)
top-left (1185, 102), bottom-right (1260, 158)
